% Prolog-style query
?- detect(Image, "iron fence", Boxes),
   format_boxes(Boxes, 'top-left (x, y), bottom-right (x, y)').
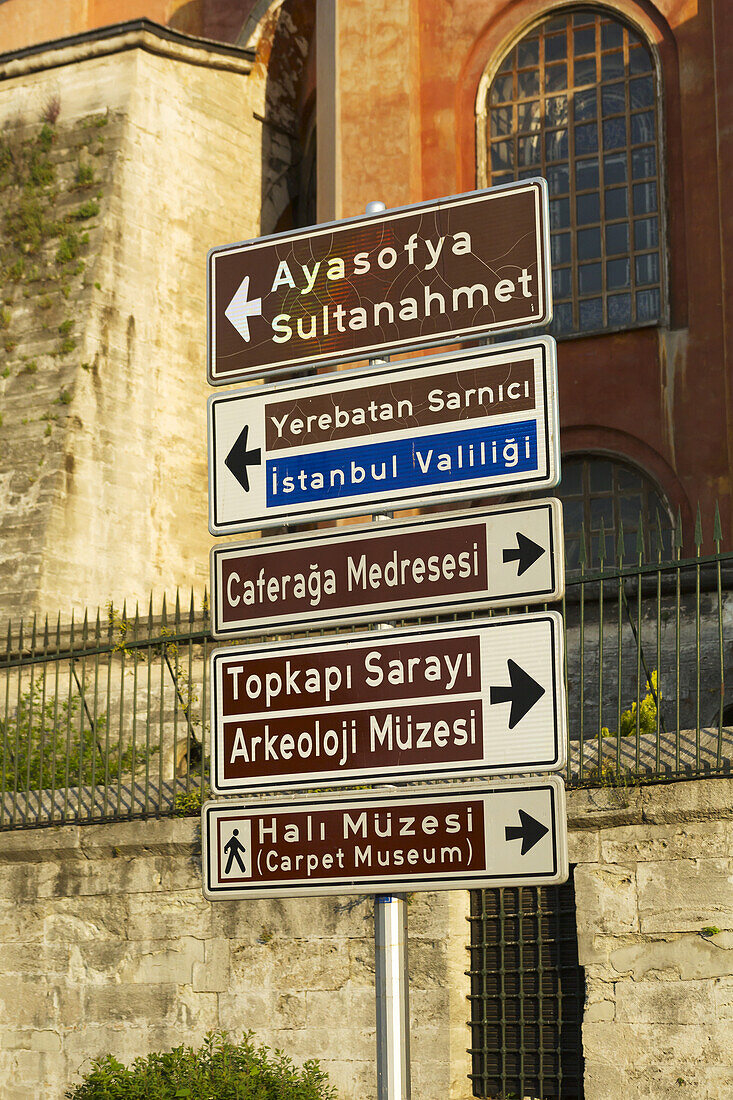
top-left (1, 515), bottom-right (731, 830)
top-left (0, 594), bottom-right (213, 829)
top-left (559, 509), bottom-right (732, 782)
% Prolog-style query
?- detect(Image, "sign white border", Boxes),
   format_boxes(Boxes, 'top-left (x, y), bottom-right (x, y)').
top-left (210, 499), bottom-right (565, 637)
top-left (208, 336), bottom-right (560, 535)
top-left (201, 777), bottom-right (569, 900)
top-left (209, 612), bottom-right (567, 794)
top-left (207, 180), bottom-right (552, 383)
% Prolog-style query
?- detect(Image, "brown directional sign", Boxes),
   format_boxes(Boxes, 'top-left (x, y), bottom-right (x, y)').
top-left (209, 613), bottom-right (566, 794)
top-left (210, 499), bottom-right (565, 637)
top-left (207, 180), bottom-right (551, 383)
top-left (201, 778), bottom-right (568, 900)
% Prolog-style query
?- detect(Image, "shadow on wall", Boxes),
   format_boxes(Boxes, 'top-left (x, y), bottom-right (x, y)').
top-left (249, 0), bottom-right (315, 234)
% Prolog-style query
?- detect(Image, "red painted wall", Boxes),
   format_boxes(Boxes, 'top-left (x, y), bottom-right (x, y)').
top-left (0, 0), bottom-right (257, 52)
top-left (332, 0), bottom-right (731, 546)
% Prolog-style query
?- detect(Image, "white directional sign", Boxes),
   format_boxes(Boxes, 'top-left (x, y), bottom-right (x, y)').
top-left (209, 612), bottom-right (566, 794)
top-left (208, 337), bottom-right (559, 535)
top-left (208, 181), bottom-right (551, 383)
top-left (201, 777), bottom-right (569, 900)
top-left (210, 499), bottom-right (565, 637)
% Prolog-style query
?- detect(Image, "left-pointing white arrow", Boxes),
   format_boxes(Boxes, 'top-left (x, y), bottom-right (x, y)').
top-left (224, 275), bottom-right (262, 342)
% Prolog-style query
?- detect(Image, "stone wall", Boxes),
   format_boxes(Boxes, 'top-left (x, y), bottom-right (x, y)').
top-left (571, 777), bottom-right (733, 1100)
top-left (0, 777), bottom-right (730, 1099)
top-left (0, 815), bottom-right (471, 1100)
top-left (0, 26), bottom-right (265, 622)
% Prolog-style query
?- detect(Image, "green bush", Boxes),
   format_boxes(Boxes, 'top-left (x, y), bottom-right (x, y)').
top-left (70, 198), bottom-right (99, 221)
top-left (65, 1031), bottom-right (337, 1099)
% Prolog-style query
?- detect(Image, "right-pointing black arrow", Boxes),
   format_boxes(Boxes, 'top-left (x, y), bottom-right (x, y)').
top-left (225, 424), bottom-right (261, 493)
top-left (489, 659), bottom-right (545, 728)
top-left (505, 809), bottom-right (549, 855)
top-left (503, 532), bottom-right (545, 576)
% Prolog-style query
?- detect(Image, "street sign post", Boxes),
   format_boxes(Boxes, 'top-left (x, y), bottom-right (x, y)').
top-left (208, 337), bottom-right (559, 534)
top-left (211, 499), bottom-right (564, 637)
top-left (209, 612), bottom-right (566, 794)
top-left (203, 185), bottom-right (566, 1100)
top-left (201, 777), bottom-right (568, 900)
top-left (208, 181), bottom-right (551, 383)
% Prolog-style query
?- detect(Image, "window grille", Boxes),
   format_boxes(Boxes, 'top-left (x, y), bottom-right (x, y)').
top-left (468, 875), bottom-right (585, 1099)
top-left (481, 8), bottom-right (663, 337)
top-left (549, 454), bottom-right (674, 569)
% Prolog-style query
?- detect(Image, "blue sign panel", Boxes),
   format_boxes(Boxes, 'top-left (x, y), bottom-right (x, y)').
top-left (267, 421), bottom-right (539, 507)
top-left (208, 338), bottom-right (559, 534)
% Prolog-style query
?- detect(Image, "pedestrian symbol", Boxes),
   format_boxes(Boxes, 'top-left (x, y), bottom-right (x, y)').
top-left (220, 820), bottom-right (251, 878)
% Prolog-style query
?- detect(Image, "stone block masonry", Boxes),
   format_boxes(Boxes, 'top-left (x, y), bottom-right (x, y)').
top-left (568, 778), bottom-right (733, 1100)
top-left (0, 25), bottom-right (265, 621)
top-left (0, 816), bottom-right (469, 1099)
top-left (0, 779), bottom-right (731, 1099)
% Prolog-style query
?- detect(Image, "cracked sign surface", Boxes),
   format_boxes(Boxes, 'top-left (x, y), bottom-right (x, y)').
top-left (201, 778), bottom-right (568, 900)
top-left (207, 181), bottom-right (551, 382)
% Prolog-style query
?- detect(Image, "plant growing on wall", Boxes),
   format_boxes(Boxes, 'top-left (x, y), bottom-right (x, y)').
top-left (108, 600), bottom-right (208, 778)
top-left (0, 679), bottom-right (155, 792)
top-left (602, 670), bottom-right (659, 738)
top-left (65, 1031), bottom-right (337, 1099)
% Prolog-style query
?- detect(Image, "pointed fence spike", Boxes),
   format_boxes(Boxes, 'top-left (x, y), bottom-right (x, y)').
top-left (714, 500), bottom-right (723, 547)
top-left (30, 613), bottom-right (37, 650)
top-left (43, 613), bottom-right (50, 649)
top-left (189, 588), bottom-right (195, 623)
top-left (55, 611), bottom-right (61, 647)
top-left (82, 608), bottom-right (89, 643)
top-left (161, 592), bottom-right (168, 628)
top-left (616, 520), bottom-right (625, 565)
top-left (636, 512), bottom-right (645, 561)
top-left (674, 506), bottom-right (683, 553)
top-left (694, 502), bottom-right (703, 551)
top-left (656, 511), bottom-right (665, 562)
top-left (578, 521), bottom-right (587, 569)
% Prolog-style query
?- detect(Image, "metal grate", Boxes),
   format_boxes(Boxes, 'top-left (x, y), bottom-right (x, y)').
top-left (468, 874), bottom-right (585, 1099)
top-left (532, 454), bottom-right (674, 571)
top-left (483, 8), bottom-right (663, 337)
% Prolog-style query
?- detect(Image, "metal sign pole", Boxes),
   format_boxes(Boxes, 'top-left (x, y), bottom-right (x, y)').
top-left (366, 199), bottom-right (411, 1100)
top-left (375, 892), bottom-right (410, 1099)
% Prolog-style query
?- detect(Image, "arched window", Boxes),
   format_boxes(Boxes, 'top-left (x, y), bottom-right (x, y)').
top-left (479, 8), bottom-right (664, 337)
top-left (555, 454), bottom-right (674, 568)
